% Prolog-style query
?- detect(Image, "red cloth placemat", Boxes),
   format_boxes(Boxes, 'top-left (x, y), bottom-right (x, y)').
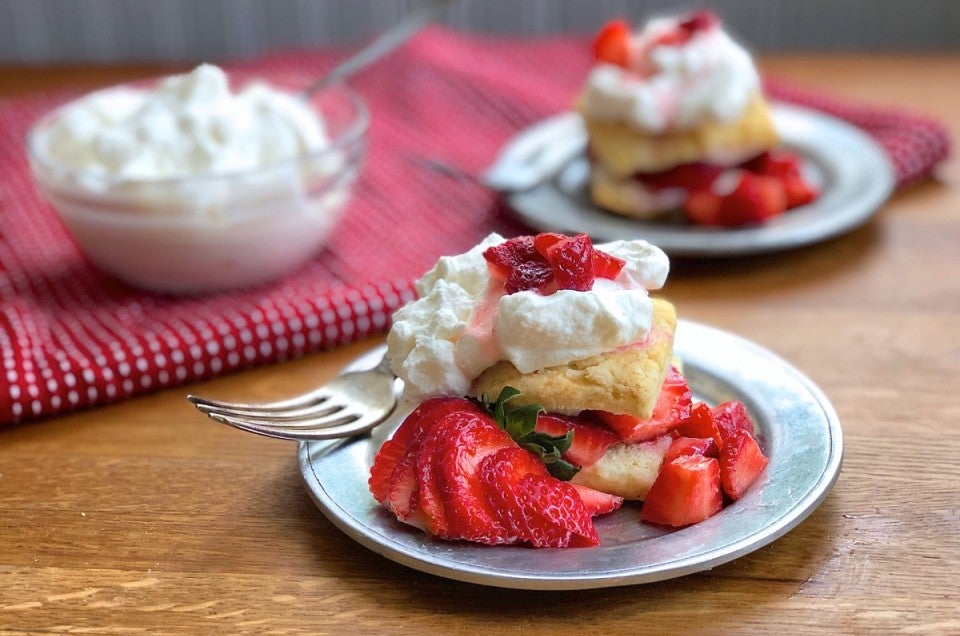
top-left (0, 27), bottom-right (950, 426)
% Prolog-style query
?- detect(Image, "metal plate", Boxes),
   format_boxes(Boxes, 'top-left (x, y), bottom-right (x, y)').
top-left (298, 321), bottom-right (842, 589)
top-left (497, 103), bottom-right (894, 257)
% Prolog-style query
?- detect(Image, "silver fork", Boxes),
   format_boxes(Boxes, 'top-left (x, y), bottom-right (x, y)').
top-left (186, 354), bottom-right (398, 441)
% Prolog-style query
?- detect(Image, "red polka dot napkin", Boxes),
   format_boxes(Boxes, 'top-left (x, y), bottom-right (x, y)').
top-left (0, 27), bottom-right (950, 426)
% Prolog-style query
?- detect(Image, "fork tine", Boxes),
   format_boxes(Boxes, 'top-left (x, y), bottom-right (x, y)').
top-left (207, 408), bottom-right (385, 441)
top-left (191, 399), bottom-right (346, 423)
top-left (186, 390), bottom-right (329, 414)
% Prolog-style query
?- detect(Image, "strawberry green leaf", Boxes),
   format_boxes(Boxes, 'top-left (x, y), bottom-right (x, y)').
top-left (477, 386), bottom-right (580, 481)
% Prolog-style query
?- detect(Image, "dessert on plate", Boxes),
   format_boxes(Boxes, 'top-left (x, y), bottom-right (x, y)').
top-left (369, 232), bottom-right (769, 548)
top-left (575, 11), bottom-right (818, 226)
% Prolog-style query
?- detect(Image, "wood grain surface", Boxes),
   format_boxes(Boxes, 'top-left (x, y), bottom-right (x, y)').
top-left (1, 55), bottom-right (958, 634)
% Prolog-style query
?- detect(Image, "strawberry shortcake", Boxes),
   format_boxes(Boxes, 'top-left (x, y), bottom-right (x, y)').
top-left (371, 233), bottom-right (768, 547)
top-left (576, 11), bottom-right (818, 226)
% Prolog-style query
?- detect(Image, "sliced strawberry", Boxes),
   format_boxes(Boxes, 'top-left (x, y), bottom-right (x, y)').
top-left (534, 413), bottom-right (620, 469)
top-left (587, 366), bottom-right (692, 442)
top-left (711, 401), bottom-right (755, 441)
top-left (672, 401), bottom-right (723, 447)
top-left (719, 428), bottom-right (769, 501)
top-left (664, 436), bottom-right (719, 463)
top-left (368, 436), bottom-right (407, 505)
top-left (432, 412), bottom-right (517, 544)
top-left (641, 454), bottom-right (723, 527)
top-left (484, 235), bottom-right (554, 294)
top-left (572, 483), bottom-right (624, 516)
top-left (385, 448), bottom-right (425, 528)
top-left (592, 19), bottom-right (630, 67)
top-left (480, 446), bottom-right (599, 548)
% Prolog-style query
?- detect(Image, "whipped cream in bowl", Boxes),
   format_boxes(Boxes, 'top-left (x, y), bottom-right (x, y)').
top-left (27, 64), bottom-right (368, 294)
top-left (387, 233), bottom-right (670, 401)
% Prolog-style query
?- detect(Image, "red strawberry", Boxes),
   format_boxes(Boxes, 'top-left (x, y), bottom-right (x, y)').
top-left (781, 174), bottom-right (819, 208)
top-left (637, 162), bottom-right (724, 192)
top-left (678, 10), bottom-right (719, 34)
top-left (641, 454), bottom-right (724, 527)
top-left (592, 19), bottom-right (630, 67)
top-left (711, 401), bottom-right (755, 441)
top-left (432, 412), bottom-right (517, 543)
top-left (534, 413), bottom-right (620, 469)
top-left (385, 448), bottom-right (425, 528)
top-left (664, 436), bottom-right (719, 463)
top-left (684, 172), bottom-right (788, 227)
top-left (592, 248), bottom-right (625, 280)
top-left (484, 235), bottom-right (554, 294)
top-left (672, 401), bottom-right (723, 447)
top-left (718, 428), bottom-right (769, 500)
top-left (572, 484), bottom-right (624, 516)
top-left (480, 446), bottom-right (600, 548)
top-left (537, 233), bottom-right (596, 292)
top-left (587, 366), bottom-right (692, 442)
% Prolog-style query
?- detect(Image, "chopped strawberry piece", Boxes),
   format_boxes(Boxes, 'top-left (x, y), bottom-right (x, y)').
top-left (587, 366), bottom-right (692, 442)
top-left (743, 151), bottom-right (819, 209)
top-left (664, 436), bottom-right (719, 463)
top-left (592, 249), bottom-right (625, 280)
top-left (672, 402), bottom-right (723, 447)
top-left (538, 233), bottom-right (596, 291)
top-left (637, 162), bottom-right (724, 192)
top-left (534, 413), bottom-right (620, 469)
top-left (684, 172), bottom-right (788, 227)
top-left (718, 428), bottom-right (769, 500)
top-left (484, 235), bottom-right (554, 294)
top-left (678, 10), bottom-right (719, 34)
top-left (711, 401), bottom-right (755, 441)
top-left (781, 174), bottom-right (819, 208)
top-left (641, 454), bottom-right (724, 527)
top-left (683, 189), bottom-right (725, 226)
top-left (481, 446), bottom-right (600, 547)
top-left (592, 19), bottom-right (630, 67)
top-left (572, 484), bottom-right (624, 516)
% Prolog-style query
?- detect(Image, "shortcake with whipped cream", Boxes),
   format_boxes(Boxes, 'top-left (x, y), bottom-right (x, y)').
top-left (576, 11), bottom-right (817, 227)
top-left (371, 232), bottom-right (769, 547)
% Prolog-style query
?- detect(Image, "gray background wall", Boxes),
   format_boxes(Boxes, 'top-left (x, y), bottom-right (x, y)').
top-left (1, 0), bottom-right (959, 64)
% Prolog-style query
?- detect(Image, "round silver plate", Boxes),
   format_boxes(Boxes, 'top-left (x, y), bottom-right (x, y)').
top-left (498, 103), bottom-right (894, 257)
top-left (298, 321), bottom-right (842, 589)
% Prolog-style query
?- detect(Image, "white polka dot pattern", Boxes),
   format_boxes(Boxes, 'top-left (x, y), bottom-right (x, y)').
top-left (0, 28), bottom-right (950, 425)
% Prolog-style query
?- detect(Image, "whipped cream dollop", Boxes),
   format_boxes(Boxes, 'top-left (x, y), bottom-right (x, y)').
top-left (36, 64), bottom-right (328, 179)
top-left (577, 14), bottom-right (761, 133)
top-left (387, 234), bottom-right (670, 400)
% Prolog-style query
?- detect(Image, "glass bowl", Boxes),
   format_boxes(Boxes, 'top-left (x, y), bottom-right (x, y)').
top-left (26, 71), bottom-right (369, 294)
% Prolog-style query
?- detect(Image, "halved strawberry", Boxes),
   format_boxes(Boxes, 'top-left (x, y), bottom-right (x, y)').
top-left (534, 413), bottom-right (620, 469)
top-left (711, 401), bottom-right (755, 442)
top-left (641, 454), bottom-right (723, 527)
top-left (664, 436), bottom-right (719, 463)
top-left (672, 402), bottom-right (723, 447)
top-left (718, 428), bottom-right (769, 500)
top-left (572, 484), bottom-right (624, 516)
top-left (592, 19), bottom-right (630, 67)
top-left (587, 366), bottom-right (692, 442)
top-left (480, 446), bottom-right (599, 548)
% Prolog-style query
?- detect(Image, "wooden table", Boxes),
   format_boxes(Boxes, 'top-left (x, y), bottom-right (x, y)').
top-left (1, 56), bottom-right (957, 634)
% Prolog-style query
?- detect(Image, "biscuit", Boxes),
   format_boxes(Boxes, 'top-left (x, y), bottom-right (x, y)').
top-left (572, 435), bottom-right (672, 500)
top-left (470, 298), bottom-right (677, 419)
top-left (580, 93), bottom-right (779, 177)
